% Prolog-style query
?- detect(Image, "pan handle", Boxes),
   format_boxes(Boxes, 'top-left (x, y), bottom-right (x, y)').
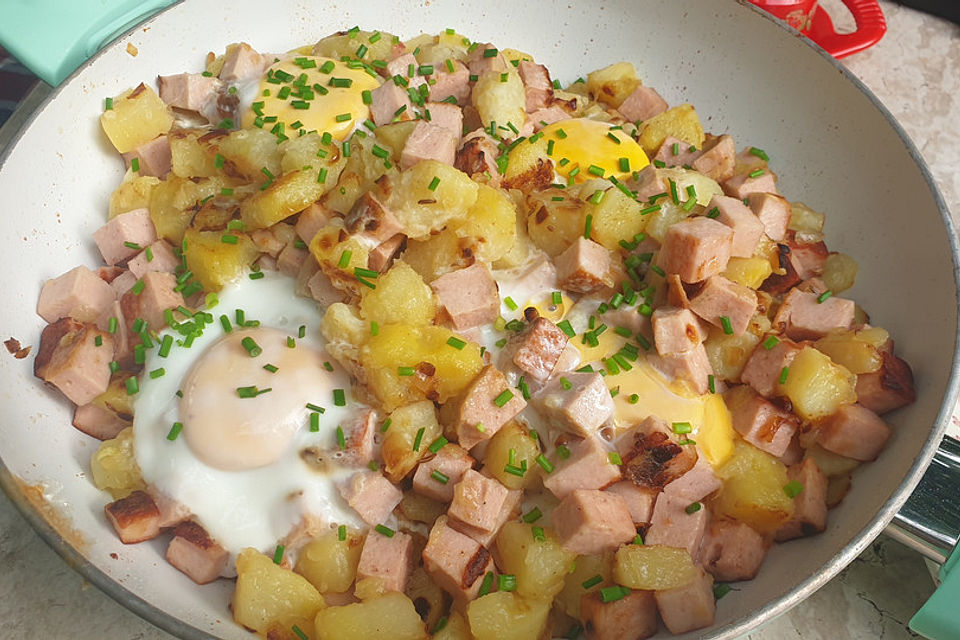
top-left (886, 436), bottom-right (960, 639)
top-left (806, 0), bottom-right (887, 59)
top-left (0, 0), bottom-right (177, 87)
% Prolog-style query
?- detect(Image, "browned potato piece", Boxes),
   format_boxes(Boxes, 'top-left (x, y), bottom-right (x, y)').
top-left (294, 531), bottom-right (364, 594)
top-left (233, 548), bottom-right (325, 637)
top-left (100, 84), bottom-right (173, 153)
top-left (586, 61), bottom-right (640, 108)
top-left (313, 592), bottom-right (426, 640)
top-left (712, 440), bottom-right (795, 535)
top-left (183, 227), bottom-right (259, 292)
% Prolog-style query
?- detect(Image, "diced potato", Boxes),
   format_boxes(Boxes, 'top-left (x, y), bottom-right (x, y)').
top-left (805, 444), bottom-right (861, 478)
top-left (91, 372), bottom-right (135, 419)
top-left (418, 39), bottom-right (471, 66)
top-left (704, 325), bottom-right (762, 382)
top-left (100, 83), bottom-right (174, 153)
top-left (450, 184), bottom-right (518, 263)
top-left (482, 421), bottom-right (542, 490)
top-left (697, 393), bottom-right (736, 467)
top-left (396, 491), bottom-right (446, 525)
top-left (467, 591), bottom-right (550, 640)
top-left (294, 531), bottom-right (363, 594)
top-left (374, 121), bottom-right (418, 156)
top-left (494, 522), bottom-right (576, 602)
top-left (557, 553), bottom-right (614, 618)
top-left (641, 200), bottom-right (691, 244)
top-left (183, 227), bottom-right (259, 292)
top-left (779, 346), bottom-right (857, 421)
top-left (526, 189), bottom-right (586, 257)
top-left (360, 261), bottom-right (436, 326)
top-left (613, 545), bottom-right (698, 591)
top-left (788, 202), bottom-right (825, 234)
top-left (404, 567), bottom-right (447, 632)
top-left (217, 128), bottom-right (284, 182)
top-left (386, 160), bottom-right (479, 239)
top-left (492, 206), bottom-right (536, 270)
top-left (402, 229), bottom-right (473, 283)
top-left (383, 400), bottom-right (443, 482)
top-left (309, 221), bottom-right (370, 276)
top-left (586, 62), bottom-right (640, 108)
top-left (658, 168), bottom-right (722, 207)
top-left (321, 302), bottom-right (369, 354)
top-left (637, 104), bottom-right (705, 156)
top-left (585, 185), bottom-right (648, 251)
top-left (503, 135), bottom-right (550, 187)
top-left (90, 426), bottom-right (144, 499)
top-left (724, 256), bottom-right (773, 289)
top-left (233, 548), bottom-right (325, 637)
top-left (432, 611), bottom-right (471, 640)
top-left (314, 592), bottom-right (426, 640)
top-left (713, 439), bottom-right (795, 535)
top-left (814, 327), bottom-right (888, 375)
top-left (241, 168), bottom-right (329, 230)
top-left (821, 252), bottom-right (858, 293)
top-left (312, 31), bottom-right (399, 65)
top-left (499, 47), bottom-right (534, 65)
top-left (109, 175), bottom-right (161, 218)
top-left (472, 68), bottom-right (527, 132)
top-left (149, 176), bottom-right (226, 243)
top-left (322, 141), bottom-right (397, 216)
top-left (360, 324), bottom-right (484, 412)
top-left (169, 129), bottom-right (219, 178)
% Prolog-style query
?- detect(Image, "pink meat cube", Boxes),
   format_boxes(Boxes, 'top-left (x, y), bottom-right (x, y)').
top-left (740, 337), bottom-right (802, 398)
top-left (276, 243), bottom-right (308, 278)
top-left (466, 44), bottom-right (507, 76)
top-left (357, 529), bottom-right (414, 593)
top-left (455, 130), bottom-right (501, 180)
top-left (367, 234), bottom-right (405, 273)
top-left (507, 317), bottom-right (569, 381)
top-left (37, 265), bottom-right (117, 324)
top-left (422, 516), bottom-right (493, 604)
top-left (552, 489), bottom-right (637, 555)
top-left (579, 590), bottom-right (658, 640)
top-left (146, 486), bottom-right (192, 529)
top-left (119, 271), bottom-right (184, 331)
top-left (688, 275), bottom-right (757, 336)
top-left (430, 263), bottom-right (500, 331)
top-left (370, 81), bottom-right (414, 126)
top-left (533, 372), bottom-right (616, 438)
top-left (776, 458), bottom-right (829, 541)
top-left (649, 343), bottom-right (714, 395)
top-left (660, 217), bottom-right (734, 283)
top-left (127, 240), bottom-right (179, 279)
top-left (401, 121), bottom-right (458, 169)
top-left (644, 490), bottom-right (709, 557)
top-left (517, 60), bottom-right (553, 112)
top-left (295, 202), bottom-right (333, 244)
top-left (158, 73), bottom-right (221, 112)
top-left (413, 444), bottom-right (475, 502)
top-left (543, 437), bottom-right (621, 500)
top-left (655, 567), bottom-right (716, 634)
top-left (110, 270), bottom-right (138, 297)
top-left (251, 228), bottom-right (286, 257)
top-left (449, 488), bottom-right (521, 548)
top-left (447, 470), bottom-right (510, 533)
top-left (34, 317), bottom-right (113, 406)
top-left (708, 194), bottom-right (765, 258)
top-left (628, 165), bottom-right (667, 202)
top-left (340, 408), bottom-right (377, 467)
top-left (424, 102), bottom-right (463, 139)
top-left (663, 457), bottom-right (722, 503)
top-left (727, 386), bottom-right (799, 458)
top-left (93, 208), bottom-right (158, 266)
top-left (722, 170), bottom-right (779, 200)
top-left (306, 268), bottom-right (347, 308)
top-left (556, 236), bottom-right (612, 293)
top-left (428, 61), bottom-right (471, 104)
top-left (121, 134), bottom-right (172, 178)
top-left (786, 239), bottom-right (828, 280)
top-left (104, 490), bottom-right (160, 544)
top-left (617, 85), bottom-right (669, 123)
top-left (652, 306), bottom-right (706, 357)
top-left (855, 351), bottom-right (915, 415)
top-left (345, 192), bottom-right (404, 245)
top-left (692, 135), bottom-right (736, 182)
top-left (748, 192), bottom-right (792, 242)
top-left (528, 105), bottom-right (571, 129)
top-left (816, 403), bottom-right (891, 462)
top-left (452, 364), bottom-right (527, 450)
top-left (619, 420), bottom-right (698, 490)
top-left (338, 471), bottom-right (403, 526)
top-left (773, 289), bottom-right (854, 341)
top-left (700, 519), bottom-right (767, 582)
top-left (386, 54), bottom-right (426, 89)
top-left (653, 136), bottom-right (702, 169)
top-left (165, 520), bottom-right (229, 585)
top-left (219, 43), bottom-right (266, 83)
top-left (605, 482), bottom-right (657, 524)
top-left (72, 403), bottom-right (129, 440)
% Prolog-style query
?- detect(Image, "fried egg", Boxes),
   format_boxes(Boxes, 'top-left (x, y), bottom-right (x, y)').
top-left (134, 271), bottom-right (367, 554)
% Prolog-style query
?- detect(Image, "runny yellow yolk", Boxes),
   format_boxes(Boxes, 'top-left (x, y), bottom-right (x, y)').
top-left (179, 328), bottom-right (332, 471)
top-left (540, 118), bottom-right (649, 184)
top-left (243, 56), bottom-right (380, 141)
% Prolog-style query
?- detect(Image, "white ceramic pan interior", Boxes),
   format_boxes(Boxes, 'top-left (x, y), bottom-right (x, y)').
top-left (0, 0), bottom-right (956, 638)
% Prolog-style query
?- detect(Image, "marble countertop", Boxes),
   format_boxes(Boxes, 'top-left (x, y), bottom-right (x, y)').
top-left (1, 1), bottom-right (958, 638)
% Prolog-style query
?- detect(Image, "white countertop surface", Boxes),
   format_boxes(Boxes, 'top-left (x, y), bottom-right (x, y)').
top-left (1, 1), bottom-right (958, 638)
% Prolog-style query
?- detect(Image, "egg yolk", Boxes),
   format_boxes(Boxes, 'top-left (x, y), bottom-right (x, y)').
top-left (538, 118), bottom-right (649, 184)
top-left (179, 328), bottom-right (333, 471)
top-left (242, 56), bottom-right (380, 141)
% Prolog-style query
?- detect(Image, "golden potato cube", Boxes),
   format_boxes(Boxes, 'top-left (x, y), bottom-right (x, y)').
top-left (402, 228), bottom-right (473, 283)
top-left (215, 128), bottom-right (284, 182)
top-left (294, 530), bottom-right (363, 594)
top-left (374, 121), bottom-right (418, 156)
top-left (360, 323), bottom-right (484, 412)
top-left (467, 591), bottom-right (550, 640)
top-left (233, 548), bottom-right (325, 637)
top-left (814, 328), bottom-right (888, 375)
top-left (637, 104), bottom-right (705, 156)
top-left (169, 129), bottom-right (218, 178)
top-left (148, 176), bottom-right (227, 243)
top-left (586, 62), bottom-right (640, 108)
top-left (526, 190), bottom-right (587, 257)
top-left (241, 169), bottom-right (328, 230)
top-left (382, 400), bottom-right (443, 482)
top-left (821, 252), bottom-right (858, 293)
top-left (585, 185), bottom-right (648, 251)
top-left (321, 302), bottom-right (369, 353)
top-left (697, 393), bottom-right (736, 468)
top-left (90, 426), bottom-right (144, 499)
top-left (779, 346), bottom-right (857, 421)
top-left (451, 183), bottom-right (518, 263)
top-left (724, 256), bottom-right (773, 289)
top-left (309, 221), bottom-right (371, 290)
top-left (321, 141), bottom-right (396, 216)
top-left (641, 200), bottom-right (691, 244)
top-left (432, 611), bottom-right (471, 640)
top-left (482, 421), bottom-right (543, 490)
top-left (396, 491), bottom-right (446, 525)
top-left (704, 324), bottom-right (762, 382)
top-left (360, 261), bottom-right (436, 326)
top-left (613, 545), bottom-right (699, 591)
top-left (473, 68), bottom-right (527, 132)
top-left (557, 553), bottom-right (614, 619)
top-left (494, 522), bottom-right (576, 602)
top-left (280, 131), bottom-right (341, 175)
top-left (312, 31), bottom-right (400, 65)
top-left (91, 374), bottom-right (135, 420)
top-left (492, 207), bottom-right (537, 270)
top-left (713, 439), bottom-right (795, 535)
top-left (788, 202), bottom-right (825, 234)
top-left (109, 175), bottom-right (161, 218)
top-left (100, 84), bottom-right (173, 154)
top-left (404, 567), bottom-right (447, 632)
top-left (503, 135), bottom-right (550, 187)
top-left (183, 227), bottom-right (259, 292)
top-left (805, 444), bottom-right (861, 478)
top-left (658, 167), bottom-right (722, 207)
top-left (314, 592), bottom-right (426, 640)
top-left (386, 160), bottom-right (479, 239)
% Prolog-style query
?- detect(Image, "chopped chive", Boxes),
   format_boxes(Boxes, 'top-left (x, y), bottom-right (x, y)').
top-left (125, 377), bottom-right (139, 395)
top-left (130, 280), bottom-right (145, 295)
top-left (762, 335), bottom-right (780, 350)
top-left (522, 507), bottom-right (543, 523)
top-left (584, 214), bottom-right (593, 239)
top-left (428, 436), bottom-right (448, 453)
top-left (552, 291), bottom-right (563, 305)
top-left (336, 425), bottom-right (346, 450)
top-left (428, 176), bottom-right (441, 191)
top-left (430, 469), bottom-right (450, 484)
top-left (167, 422), bottom-right (183, 440)
top-left (494, 389), bottom-right (514, 407)
top-left (104, 97), bottom-right (113, 110)
top-left (241, 336), bottom-right (262, 357)
top-left (720, 315), bottom-right (734, 335)
top-left (817, 290), bottom-right (834, 303)
top-left (292, 625), bottom-right (308, 640)
top-left (582, 575), bottom-right (603, 590)
top-left (708, 374), bottom-right (716, 394)
top-left (333, 388), bottom-right (346, 406)
top-left (273, 544), bottom-right (285, 564)
top-left (535, 454), bottom-right (554, 473)
top-left (600, 585), bottom-right (630, 603)
top-left (784, 480), bottom-right (804, 498)
top-left (338, 524), bottom-right (347, 540)
top-left (337, 250), bottom-right (352, 268)
top-left (748, 168), bottom-right (765, 178)
top-left (779, 366), bottom-right (789, 384)
top-left (609, 452), bottom-right (622, 466)
top-left (560, 377), bottom-right (572, 390)
top-left (498, 574), bottom-right (517, 592)
top-left (714, 583), bottom-right (733, 600)
top-left (672, 422), bottom-right (693, 434)
top-left (94, 335), bottom-right (103, 347)
top-left (446, 336), bottom-right (467, 350)
top-left (159, 334), bottom-right (173, 357)
top-left (398, 366), bottom-right (416, 376)
top-left (685, 502), bottom-right (702, 514)
top-left (287, 336), bottom-right (296, 348)
top-left (149, 368), bottom-right (165, 379)
top-left (557, 444), bottom-right (571, 459)
top-left (381, 418), bottom-right (392, 433)
top-left (478, 571), bottom-right (495, 597)
top-left (413, 427), bottom-right (425, 452)
top-left (309, 412), bottom-right (320, 432)
top-left (375, 524), bottom-right (395, 538)
top-left (109, 361), bottom-right (119, 374)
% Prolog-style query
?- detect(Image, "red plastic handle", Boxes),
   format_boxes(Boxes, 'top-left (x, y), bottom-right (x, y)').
top-left (808, 0), bottom-right (887, 58)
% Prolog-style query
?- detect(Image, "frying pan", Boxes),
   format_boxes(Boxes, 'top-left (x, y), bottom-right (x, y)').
top-left (0, 0), bottom-right (958, 638)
